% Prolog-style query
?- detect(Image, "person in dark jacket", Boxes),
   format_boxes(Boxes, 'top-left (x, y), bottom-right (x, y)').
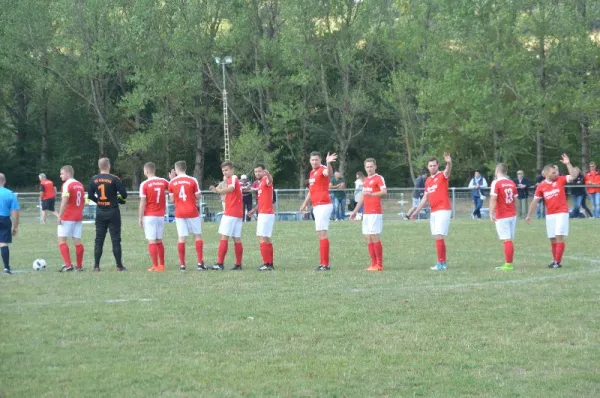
top-left (513, 170), bottom-right (531, 218)
top-left (569, 170), bottom-right (593, 218)
top-left (405, 169), bottom-right (428, 219)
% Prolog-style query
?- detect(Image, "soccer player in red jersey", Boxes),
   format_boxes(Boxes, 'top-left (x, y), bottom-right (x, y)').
top-left (248, 164), bottom-right (275, 271)
top-left (168, 161), bottom-right (204, 271)
top-left (489, 163), bottom-right (518, 271)
top-left (138, 162), bottom-right (170, 272)
top-left (56, 166), bottom-right (86, 272)
top-left (350, 158), bottom-right (387, 271)
top-left (410, 152), bottom-right (453, 271)
top-left (526, 154), bottom-right (579, 268)
top-left (300, 151), bottom-right (337, 271)
top-left (209, 161), bottom-right (244, 270)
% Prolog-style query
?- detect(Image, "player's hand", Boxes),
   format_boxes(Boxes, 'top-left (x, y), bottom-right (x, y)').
top-left (410, 212), bottom-right (417, 220)
top-left (248, 209), bottom-right (255, 217)
top-left (444, 152), bottom-right (452, 163)
top-left (525, 216), bottom-right (532, 224)
top-left (300, 204), bottom-right (307, 212)
top-left (560, 153), bottom-right (570, 165)
top-left (209, 185), bottom-right (216, 193)
top-left (12, 226), bottom-right (18, 236)
top-left (57, 217), bottom-right (62, 225)
top-left (326, 152), bottom-right (337, 164)
top-left (168, 169), bottom-right (177, 180)
top-left (138, 219), bottom-right (143, 228)
top-left (490, 214), bottom-right (496, 223)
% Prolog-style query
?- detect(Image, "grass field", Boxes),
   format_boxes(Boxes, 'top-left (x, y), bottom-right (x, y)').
top-left (1, 218), bottom-right (599, 397)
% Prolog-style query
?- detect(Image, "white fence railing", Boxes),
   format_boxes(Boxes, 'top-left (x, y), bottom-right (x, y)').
top-left (13, 186), bottom-right (600, 224)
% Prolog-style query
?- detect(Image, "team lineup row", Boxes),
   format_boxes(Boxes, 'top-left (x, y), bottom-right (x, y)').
top-left (0, 152), bottom-right (581, 274)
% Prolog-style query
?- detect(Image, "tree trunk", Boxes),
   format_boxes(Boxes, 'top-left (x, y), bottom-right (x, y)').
top-left (192, 94), bottom-right (205, 187)
top-left (580, 117), bottom-right (590, 170)
top-left (40, 90), bottom-right (49, 168)
top-left (536, 132), bottom-right (543, 170)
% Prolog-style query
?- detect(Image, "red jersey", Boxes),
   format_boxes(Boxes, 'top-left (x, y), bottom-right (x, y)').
top-left (425, 172), bottom-right (451, 212)
top-left (40, 179), bottom-right (55, 200)
top-left (309, 165), bottom-right (331, 206)
top-left (61, 178), bottom-right (85, 221)
top-left (584, 171), bottom-right (600, 194)
top-left (168, 175), bottom-right (200, 218)
top-left (140, 177), bottom-right (169, 217)
top-left (257, 176), bottom-right (274, 214)
top-left (535, 176), bottom-right (570, 215)
top-left (224, 175), bottom-right (243, 218)
top-left (490, 177), bottom-right (517, 219)
top-left (363, 174), bottom-right (386, 214)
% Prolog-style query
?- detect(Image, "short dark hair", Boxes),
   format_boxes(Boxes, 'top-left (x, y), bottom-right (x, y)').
top-left (428, 157), bottom-right (438, 165)
top-left (254, 164), bottom-right (265, 170)
top-left (175, 161), bottom-right (186, 172)
top-left (221, 161), bottom-right (233, 169)
top-left (309, 151), bottom-right (321, 158)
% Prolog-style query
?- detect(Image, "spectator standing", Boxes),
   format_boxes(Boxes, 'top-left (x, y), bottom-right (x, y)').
top-left (513, 170), bottom-right (531, 219)
top-left (329, 171), bottom-right (346, 221)
top-left (241, 175), bottom-right (253, 221)
top-left (584, 161), bottom-right (600, 218)
top-left (406, 169), bottom-right (428, 219)
top-left (353, 172), bottom-right (365, 219)
top-left (39, 173), bottom-right (57, 224)
top-left (468, 170), bottom-right (488, 219)
top-left (570, 170), bottom-right (593, 218)
top-left (535, 169), bottom-right (546, 219)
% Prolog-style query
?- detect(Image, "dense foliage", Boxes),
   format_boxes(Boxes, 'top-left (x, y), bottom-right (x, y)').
top-left (1, 0), bottom-right (599, 189)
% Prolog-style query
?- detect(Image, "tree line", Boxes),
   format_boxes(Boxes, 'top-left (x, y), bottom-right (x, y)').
top-left (1, 0), bottom-right (599, 190)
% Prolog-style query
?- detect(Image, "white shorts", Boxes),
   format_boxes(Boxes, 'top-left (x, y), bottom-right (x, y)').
top-left (175, 216), bottom-right (202, 237)
top-left (362, 214), bottom-right (383, 235)
top-left (143, 216), bottom-right (165, 240)
top-left (313, 204), bottom-right (333, 231)
top-left (495, 216), bottom-right (516, 240)
top-left (218, 215), bottom-right (243, 238)
top-left (545, 213), bottom-right (569, 238)
top-left (256, 213), bottom-right (275, 238)
top-left (57, 221), bottom-right (83, 239)
top-left (430, 210), bottom-right (451, 236)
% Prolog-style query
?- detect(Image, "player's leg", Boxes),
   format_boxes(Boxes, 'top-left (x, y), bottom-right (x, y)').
top-left (175, 218), bottom-right (189, 270)
top-left (430, 210), bottom-right (450, 271)
top-left (231, 218), bottom-right (243, 270)
top-left (257, 214), bottom-right (274, 271)
top-left (362, 215), bottom-right (377, 270)
top-left (57, 222), bottom-right (73, 271)
top-left (552, 213), bottom-right (569, 268)
top-left (94, 210), bottom-right (109, 270)
top-left (545, 214), bottom-right (559, 267)
top-left (213, 216), bottom-right (232, 269)
top-left (107, 208), bottom-right (124, 270)
top-left (71, 221), bottom-right (84, 270)
top-left (1, 217), bottom-right (12, 273)
top-left (143, 216), bottom-right (160, 271)
top-left (314, 204), bottom-right (332, 270)
top-left (189, 216), bottom-right (205, 270)
top-left (495, 217), bottom-right (515, 271)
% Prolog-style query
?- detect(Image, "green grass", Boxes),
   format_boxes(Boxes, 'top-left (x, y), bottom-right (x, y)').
top-left (1, 218), bottom-right (600, 397)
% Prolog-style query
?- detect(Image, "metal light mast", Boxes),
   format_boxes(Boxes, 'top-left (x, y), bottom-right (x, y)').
top-left (215, 56), bottom-right (233, 161)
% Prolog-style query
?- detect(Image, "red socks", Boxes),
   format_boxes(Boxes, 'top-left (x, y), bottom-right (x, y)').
top-left (195, 240), bottom-right (204, 264)
top-left (148, 244), bottom-right (158, 267)
top-left (551, 242), bottom-right (557, 260)
top-left (435, 239), bottom-right (446, 263)
top-left (217, 240), bottom-right (228, 264)
top-left (157, 242), bottom-right (165, 266)
top-left (177, 242), bottom-right (186, 266)
top-left (373, 241), bottom-right (383, 267)
top-left (367, 243), bottom-right (376, 266)
top-left (503, 241), bottom-right (514, 264)
top-left (555, 242), bottom-right (565, 263)
top-left (234, 242), bottom-right (243, 265)
top-left (59, 242), bottom-right (72, 266)
top-left (319, 238), bottom-right (330, 266)
top-left (259, 242), bottom-right (274, 264)
top-left (75, 244), bottom-right (84, 268)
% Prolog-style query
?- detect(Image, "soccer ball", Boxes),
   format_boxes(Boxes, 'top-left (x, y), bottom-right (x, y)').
top-left (33, 259), bottom-right (47, 271)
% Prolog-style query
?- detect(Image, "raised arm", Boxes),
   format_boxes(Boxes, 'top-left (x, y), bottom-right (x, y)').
top-left (324, 152), bottom-right (337, 177)
top-left (443, 152), bottom-right (452, 179)
top-left (560, 154), bottom-right (578, 182)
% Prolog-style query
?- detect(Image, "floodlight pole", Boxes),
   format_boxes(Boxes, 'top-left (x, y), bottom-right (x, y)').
top-left (216, 56), bottom-right (232, 161)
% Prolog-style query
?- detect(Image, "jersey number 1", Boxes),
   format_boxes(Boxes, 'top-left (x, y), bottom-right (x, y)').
top-left (98, 184), bottom-right (107, 200)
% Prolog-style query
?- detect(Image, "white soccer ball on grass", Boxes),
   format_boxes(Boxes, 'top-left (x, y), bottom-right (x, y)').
top-left (33, 258), bottom-right (47, 271)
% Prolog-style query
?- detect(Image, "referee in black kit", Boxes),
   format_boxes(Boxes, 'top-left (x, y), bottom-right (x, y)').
top-left (88, 158), bottom-right (128, 271)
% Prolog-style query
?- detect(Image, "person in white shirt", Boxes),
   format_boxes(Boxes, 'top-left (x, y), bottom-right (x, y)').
top-left (468, 170), bottom-right (488, 219)
top-left (353, 172), bottom-right (365, 220)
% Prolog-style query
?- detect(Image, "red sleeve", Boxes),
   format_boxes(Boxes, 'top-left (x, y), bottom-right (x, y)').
top-left (534, 185), bottom-right (543, 198)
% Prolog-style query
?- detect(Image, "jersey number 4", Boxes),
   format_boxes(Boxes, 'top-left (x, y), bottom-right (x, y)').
top-left (178, 186), bottom-right (187, 201)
